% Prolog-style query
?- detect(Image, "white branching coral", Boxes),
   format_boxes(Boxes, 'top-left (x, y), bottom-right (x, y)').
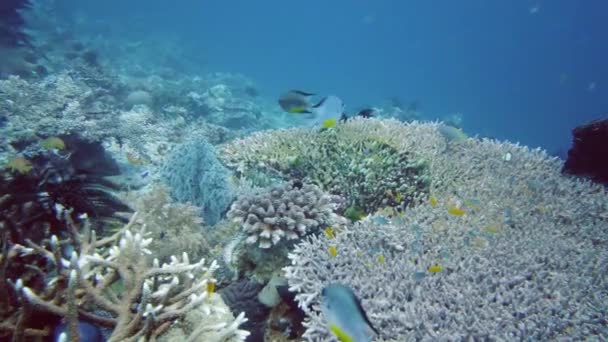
top-left (8, 212), bottom-right (249, 342)
top-left (227, 181), bottom-right (345, 249)
top-left (283, 120), bottom-right (608, 341)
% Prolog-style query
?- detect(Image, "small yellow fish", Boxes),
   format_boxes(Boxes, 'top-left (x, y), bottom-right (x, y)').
top-left (207, 281), bottom-right (216, 293)
top-left (378, 254), bottom-right (385, 264)
top-left (395, 192), bottom-right (403, 202)
top-left (484, 226), bottom-right (501, 234)
top-left (40, 136), bottom-right (66, 150)
top-left (329, 323), bottom-right (354, 342)
top-left (6, 156), bottom-right (33, 174)
top-left (429, 195), bottom-right (438, 207)
top-left (126, 151), bottom-right (146, 166)
top-left (428, 265), bottom-right (443, 273)
top-left (322, 118), bottom-right (337, 129)
top-left (329, 245), bottom-right (338, 257)
top-left (355, 250), bottom-right (363, 257)
top-left (447, 206), bottom-right (465, 216)
top-left (325, 227), bottom-right (335, 239)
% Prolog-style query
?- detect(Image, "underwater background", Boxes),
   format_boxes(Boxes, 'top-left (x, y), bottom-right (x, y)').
top-left (55, 0), bottom-right (607, 154)
top-left (1, 0), bottom-right (607, 341)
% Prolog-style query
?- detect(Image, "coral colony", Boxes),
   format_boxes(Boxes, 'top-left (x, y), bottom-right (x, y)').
top-left (0, 2), bottom-right (607, 340)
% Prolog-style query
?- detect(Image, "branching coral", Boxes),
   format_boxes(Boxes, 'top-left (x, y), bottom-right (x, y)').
top-left (227, 181), bottom-right (345, 249)
top-left (1, 211), bottom-right (249, 341)
top-left (283, 125), bottom-right (608, 340)
top-left (124, 184), bottom-right (209, 263)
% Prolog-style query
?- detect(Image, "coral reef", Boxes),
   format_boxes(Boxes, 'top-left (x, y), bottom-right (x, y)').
top-left (0, 135), bottom-right (130, 245)
top-left (0, 72), bottom-right (124, 144)
top-left (283, 120), bottom-right (608, 340)
top-left (161, 134), bottom-right (234, 226)
top-left (123, 184), bottom-right (209, 264)
top-left (220, 279), bottom-right (270, 342)
top-left (563, 117), bottom-right (608, 185)
top-left (220, 121), bottom-right (430, 214)
top-left (227, 181), bottom-right (345, 249)
top-left (1, 212), bottom-right (249, 341)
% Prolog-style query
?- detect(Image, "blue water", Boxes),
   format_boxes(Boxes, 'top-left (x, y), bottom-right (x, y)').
top-left (63, 0), bottom-right (607, 154)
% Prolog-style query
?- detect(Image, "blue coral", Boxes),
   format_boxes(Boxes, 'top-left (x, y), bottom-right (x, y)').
top-left (162, 135), bottom-right (234, 225)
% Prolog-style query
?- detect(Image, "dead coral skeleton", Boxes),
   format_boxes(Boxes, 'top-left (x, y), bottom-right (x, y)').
top-left (3, 209), bottom-right (238, 341)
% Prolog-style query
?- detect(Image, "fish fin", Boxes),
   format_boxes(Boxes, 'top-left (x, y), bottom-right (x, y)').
top-left (289, 106), bottom-right (312, 114)
top-left (291, 89), bottom-right (315, 96)
top-left (328, 324), bottom-right (354, 342)
top-left (312, 97), bottom-right (328, 108)
top-left (352, 295), bottom-right (380, 336)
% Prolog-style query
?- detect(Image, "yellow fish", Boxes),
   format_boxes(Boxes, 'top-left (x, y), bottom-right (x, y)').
top-left (6, 156), bottom-right (33, 174)
top-left (429, 195), bottom-right (438, 207)
top-left (329, 324), bottom-right (354, 342)
top-left (485, 226), bottom-right (501, 234)
top-left (447, 206), bottom-right (465, 216)
top-left (378, 254), bottom-right (385, 264)
top-left (322, 118), bottom-right (337, 129)
top-left (40, 136), bottom-right (66, 150)
top-left (207, 281), bottom-right (216, 293)
top-left (428, 265), bottom-right (443, 273)
top-left (395, 192), bottom-right (403, 202)
top-left (126, 151), bottom-right (146, 166)
top-left (325, 227), bottom-right (335, 239)
top-left (329, 245), bottom-right (338, 257)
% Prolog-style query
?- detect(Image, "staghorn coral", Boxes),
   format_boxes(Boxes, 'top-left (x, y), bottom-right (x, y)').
top-left (283, 122), bottom-right (608, 341)
top-left (2, 211), bottom-right (249, 341)
top-left (227, 181), bottom-right (345, 249)
top-left (124, 184), bottom-right (209, 264)
top-left (219, 120), bottom-right (430, 214)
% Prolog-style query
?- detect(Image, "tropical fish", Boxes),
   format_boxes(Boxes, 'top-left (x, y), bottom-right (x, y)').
top-left (378, 254), bottom-right (385, 264)
top-left (428, 265), bottom-right (443, 273)
top-left (394, 192), bottom-right (403, 202)
top-left (484, 226), bottom-right (501, 234)
top-left (278, 90), bottom-right (316, 113)
top-left (329, 245), bottom-right (338, 257)
top-left (207, 281), bottom-right (216, 293)
top-left (438, 124), bottom-right (468, 142)
top-left (40, 136), bottom-right (66, 150)
top-left (325, 227), bottom-right (336, 239)
top-left (307, 95), bottom-right (345, 127)
top-left (321, 284), bottom-right (378, 342)
top-left (429, 195), bottom-right (438, 207)
top-left (357, 108), bottom-right (375, 118)
top-left (447, 206), bottom-right (465, 216)
top-left (322, 118), bottom-right (338, 129)
top-left (6, 156), bottom-right (33, 174)
top-left (53, 321), bottom-right (104, 342)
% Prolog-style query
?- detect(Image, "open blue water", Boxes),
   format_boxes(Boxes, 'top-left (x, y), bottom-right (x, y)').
top-left (60, 0), bottom-right (608, 155)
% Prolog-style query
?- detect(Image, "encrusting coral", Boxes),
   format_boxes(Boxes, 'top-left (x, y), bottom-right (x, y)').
top-left (227, 180), bottom-right (345, 249)
top-left (1, 210), bottom-right (249, 341)
top-left (283, 119), bottom-right (608, 340)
